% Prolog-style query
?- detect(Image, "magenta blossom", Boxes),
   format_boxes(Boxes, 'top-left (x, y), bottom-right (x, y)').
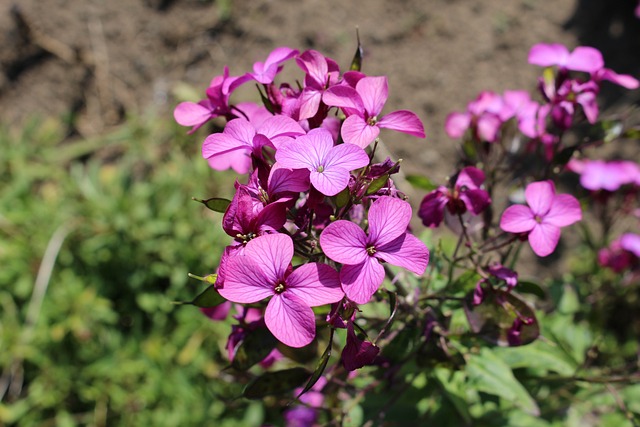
top-left (568, 159), bottom-right (640, 191)
top-left (500, 181), bottom-right (582, 257)
top-left (247, 46), bottom-right (299, 85)
top-left (218, 234), bottom-right (344, 347)
top-left (445, 91), bottom-right (504, 142)
top-left (320, 196), bottom-right (430, 304)
top-left (295, 50), bottom-right (341, 121)
top-left (202, 115), bottom-right (305, 174)
top-left (275, 128), bottom-right (369, 196)
top-left (322, 76), bottom-right (425, 148)
top-left (598, 233), bottom-right (640, 273)
top-left (418, 167), bottom-right (491, 228)
top-left (341, 321), bottom-right (380, 371)
top-left (528, 43), bottom-right (604, 73)
top-left (174, 66), bottom-right (250, 133)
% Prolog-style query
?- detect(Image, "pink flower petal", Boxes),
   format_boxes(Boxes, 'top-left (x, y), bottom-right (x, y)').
top-left (311, 167), bottom-right (350, 196)
top-left (476, 113), bottom-right (503, 142)
top-left (243, 234), bottom-right (293, 283)
top-left (460, 188), bottom-right (491, 215)
top-left (377, 110), bottom-right (426, 138)
top-left (340, 258), bottom-right (385, 305)
top-left (375, 233), bottom-right (429, 275)
top-left (528, 223), bottom-right (561, 257)
top-left (596, 69), bottom-right (640, 89)
top-left (544, 194), bottom-right (582, 227)
top-left (524, 181), bottom-right (555, 216)
top-left (500, 205), bottom-right (536, 233)
top-left (322, 85), bottom-right (365, 114)
top-left (257, 115), bottom-right (306, 149)
top-left (444, 112), bottom-right (471, 139)
top-left (341, 115), bottom-right (380, 148)
top-left (620, 233), bottom-right (640, 258)
top-left (264, 47), bottom-right (299, 69)
top-left (320, 220), bottom-right (368, 265)
top-left (218, 256), bottom-right (275, 303)
top-left (287, 263), bottom-right (344, 306)
top-left (323, 143), bottom-right (369, 172)
top-left (276, 132), bottom-right (329, 171)
top-left (342, 321), bottom-right (380, 371)
top-left (566, 46), bottom-right (604, 73)
top-left (174, 101), bottom-right (212, 128)
top-left (296, 50), bottom-right (329, 87)
top-left (355, 76), bottom-right (388, 117)
top-left (268, 163), bottom-right (310, 195)
top-left (456, 167), bottom-right (486, 190)
top-left (265, 293), bottom-right (316, 348)
top-left (368, 196), bottom-right (412, 247)
top-left (206, 149), bottom-right (251, 174)
top-left (298, 88), bottom-right (323, 120)
top-left (202, 133), bottom-right (250, 161)
top-left (418, 190), bottom-right (448, 228)
top-left (528, 43), bottom-right (569, 67)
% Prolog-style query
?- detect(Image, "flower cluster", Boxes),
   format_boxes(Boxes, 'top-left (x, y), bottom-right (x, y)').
top-left (176, 47), bottom-right (429, 355)
top-left (175, 40), bottom-right (639, 421)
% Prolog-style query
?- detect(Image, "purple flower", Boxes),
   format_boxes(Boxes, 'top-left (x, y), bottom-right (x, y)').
top-left (247, 47), bottom-right (299, 85)
top-left (218, 234), bottom-right (344, 347)
top-left (418, 167), bottom-right (491, 228)
top-left (320, 196), bottom-right (430, 304)
top-left (500, 181), bottom-right (582, 257)
top-left (202, 115), bottom-right (305, 174)
top-left (275, 128), bottom-right (370, 196)
top-left (568, 159), bottom-right (640, 191)
top-left (222, 185), bottom-right (287, 245)
top-left (323, 76), bottom-right (425, 148)
top-left (528, 43), bottom-right (604, 73)
top-left (445, 91), bottom-right (504, 142)
top-left (341, 321), bottom-right (380, 371)
top-left (598, 233), bottom-right (640, 273)
top-left (174, 66), bottom-right (250, 133)
top-left (295, 50), bottom-right (341, 121)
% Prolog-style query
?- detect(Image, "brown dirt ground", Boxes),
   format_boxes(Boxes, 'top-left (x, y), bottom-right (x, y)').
top-left (1, 0), bottom-right (638, 271)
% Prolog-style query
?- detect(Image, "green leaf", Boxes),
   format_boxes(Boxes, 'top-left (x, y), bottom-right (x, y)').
top-left (243, 368), bottom-right (310, 399)
top-left (297, 329), bottom-right (334, 399)
top-left (335, 187), bottom-right (351, 208)
top-left (192, 197), bottom-right (231, 213)
top-left (493, 339), bottom-right (577, 376)
top-left (405, 174), bottom-right (438, 191)
top-left (366, 174), bottom-right (389, 195)
top-left (466, 348), bottom-right (540, 416)
top-left (433, 368), bottom-right (472, 425)
top-left (516, 280), bottom-right (546, 299)
top-left (174, 284), bottom-right (226, 308)
top-left (464, 289), bottom-right (539, 346)
top-left (232, 327), bottom-right (278, 371)
top-left (450, 270), bottom-right (481, 293)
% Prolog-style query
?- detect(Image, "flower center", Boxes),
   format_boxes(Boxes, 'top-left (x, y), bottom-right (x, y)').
top-left (274, 282), bottom-right (286, 294)
top-left (367, 116), bottom-right (378, 126)
top-left (366, 245), bottom-right (377, 255)
top-left (534, 215), bottom-right (542, 224)
top-left (316, 165), bottom-right (325, 173)
top-left (236, 232), bottom-right (256, 244)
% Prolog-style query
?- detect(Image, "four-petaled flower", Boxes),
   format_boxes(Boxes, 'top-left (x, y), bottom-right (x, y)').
top-left (320, 196), bottom-right (430, 304)
top-left (500, 181), bottom-right (582, 257)
top-left (323, 76), bottom-right (425, 148)
top-left (275, 128), bottom-right (370, 196)
top-left (418, 166), bottom-right (491, 228)
top-left (218, 233), bottom-right (344, 347)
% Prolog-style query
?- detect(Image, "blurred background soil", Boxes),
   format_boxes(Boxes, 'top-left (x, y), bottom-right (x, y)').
top-left (1, 0), bottom-right (638, 173)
